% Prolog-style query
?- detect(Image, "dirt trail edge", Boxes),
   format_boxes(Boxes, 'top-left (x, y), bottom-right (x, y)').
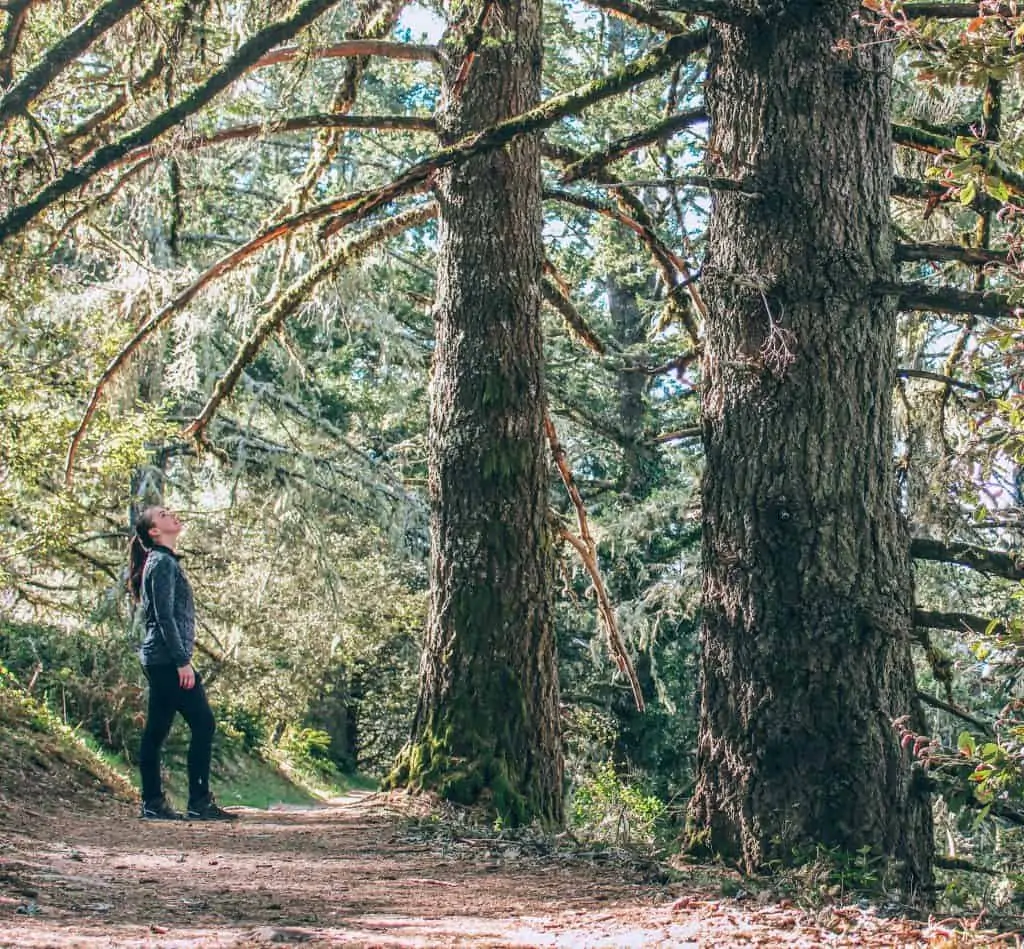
top-left (0, 792), bottom-right (1015, 948)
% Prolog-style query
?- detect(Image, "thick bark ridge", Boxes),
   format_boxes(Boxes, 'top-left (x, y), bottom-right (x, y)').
top-left (688, 2), bottom-right (934, 894)
top-left (390, 0), bottom-right (563, 826)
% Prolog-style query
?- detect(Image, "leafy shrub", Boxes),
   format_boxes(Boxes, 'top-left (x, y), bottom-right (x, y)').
top-left (570, 759), bottom-right (667, 845)
top-left (281, 727), bottom-right (339, 782)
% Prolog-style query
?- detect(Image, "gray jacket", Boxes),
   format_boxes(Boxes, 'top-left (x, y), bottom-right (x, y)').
top-left (139, 546), bottom-right (195, 668)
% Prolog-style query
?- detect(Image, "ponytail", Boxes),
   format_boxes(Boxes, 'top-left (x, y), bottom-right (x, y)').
top-left (128, 514), bottom-right (156, 603)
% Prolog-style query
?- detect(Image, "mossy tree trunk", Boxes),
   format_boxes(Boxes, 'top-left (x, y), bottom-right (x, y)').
top-left (388, 0), bottom-right (563, 826)
top-left (687, 2), bottom-right (934, 895)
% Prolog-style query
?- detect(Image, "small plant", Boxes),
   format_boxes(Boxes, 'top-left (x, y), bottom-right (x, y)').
top-left (571, 759), bottom-right (667, 845)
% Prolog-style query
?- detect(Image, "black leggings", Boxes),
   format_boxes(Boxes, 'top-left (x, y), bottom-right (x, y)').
top-left (139, 664), bottom-right (215, 806)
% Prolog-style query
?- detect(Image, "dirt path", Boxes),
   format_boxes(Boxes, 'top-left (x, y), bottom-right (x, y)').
top-left (0, 794), bottom-right (1017, 948)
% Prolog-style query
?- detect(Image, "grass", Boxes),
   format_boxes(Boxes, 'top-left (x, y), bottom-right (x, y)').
top-left (1, 665), bottom-right (377, 813)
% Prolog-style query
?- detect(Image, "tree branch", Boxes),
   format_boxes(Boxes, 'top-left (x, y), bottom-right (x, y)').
top-left (892, 175), bottom-right (1002, 215)
top-left (181, 203), bottom-right (436, 444)
top-left (895, 242), bottom-right (1013, 268)
top-left (917, 690), bottom-right (995, 738)
top-left (913, 607), bottom-right (1007, 638)
top-left (893, 123), bottom-right (1024, 197)
top-left (897, 368), bottom-right (989, 397)
top-left (0, 0), bottom-right (33, 87)
top-left (0, 0), bottom-right (345, 243)
top-left (893, 3), bottom-right (1021, 17)
top-left (654, 425), bottom-right (701, 442)
top-left (911, 537), bottom-right (1024, 582)
top-left (542, 269), bottom-right (609, 355)
top-left (546, 415), bottom-right (645, 713)
top-left (110, 113), bottom-right (435, 168)
top-left (651, 0), bottom-right (744, 20)
top-left (252, 38), bottom-right (438, 68)
top-left (890, 281), bottom-right (1021, 320)
top-left (0, 0), bottom-right (146, 128)
top-left (581, 0), bottom-right (687, 34)
top-left (561, 107), bottom-right (707, 182)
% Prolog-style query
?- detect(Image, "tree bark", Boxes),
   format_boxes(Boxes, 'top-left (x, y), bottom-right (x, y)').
top-left (388, 0), bottom-right (563, 826)
top-left (689, 2), bottom-right (933, 895)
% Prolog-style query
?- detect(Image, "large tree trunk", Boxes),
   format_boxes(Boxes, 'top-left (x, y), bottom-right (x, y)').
top-left (388, 0), bottom-right (563, 826)
top-left (688, 3), bottom-right (933, 894)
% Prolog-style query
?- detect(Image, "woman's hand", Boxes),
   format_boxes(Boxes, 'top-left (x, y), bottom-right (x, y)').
top-left (178, 663), bottom-right (196, 690)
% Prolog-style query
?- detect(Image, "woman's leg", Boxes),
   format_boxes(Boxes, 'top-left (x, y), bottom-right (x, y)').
top-left (138, 665), bottom-right (178, 804)
top-left (176, 671), bottom-right (215, 808)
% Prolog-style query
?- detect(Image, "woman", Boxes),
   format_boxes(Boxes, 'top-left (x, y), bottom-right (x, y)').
top-left (128, 506), bottom-right (236, 821)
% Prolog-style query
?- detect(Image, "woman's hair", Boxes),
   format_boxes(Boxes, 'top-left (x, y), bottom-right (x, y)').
top-left (128, 507), bottom-right (158, 603)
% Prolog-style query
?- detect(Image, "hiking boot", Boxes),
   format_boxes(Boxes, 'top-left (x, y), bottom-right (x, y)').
top-left (186, 794), bottom-right (238, 821)
top-left (140, 796), bottom-right (184, 820)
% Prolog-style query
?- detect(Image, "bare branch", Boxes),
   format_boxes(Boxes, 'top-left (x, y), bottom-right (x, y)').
top-left (561, 107), bottom-right (707, 182)
top-left (897, 368), bottom-right (989, 397)
top-left (0, 0), bottom-right (33, 87)
top-left (911, 537), bottom-right (1024, 582)
top-left (917, 690), bottom-right (996, 738)
top-left (890, 281), bottom-right (1021, 320)
top-left (895, 242), bottom-right (1013, 268)
top-left (546, 415), bottom-right (645, 713)
top-left (654, 425), bottom-right (701, 443)
top-left (0, 0), bottom-right (346, 243)
top-left (542, 270), bottom-right (608, 355)
top-left (0, 0), bottom-right (147, 128)
top-left (252, 38), bottom-right (438, 69)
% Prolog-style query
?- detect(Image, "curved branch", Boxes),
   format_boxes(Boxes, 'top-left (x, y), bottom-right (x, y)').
top-left (252, 38), bottom-right (438, 68)
top-left (917, 691), bottom-right (995, 738)
top-left (0, 0), bottom-right (146, 128)
top-left (546, 415), bottom-right (645, 713)
top-left (561, 108), bottom-right (707, 183)
top-left (181, 203), bottom-right (437, 443)
top-left (0, 0), bottom-right (345, 243)
top-left (911, 537), bottom-right (1024, 582)
top-left (897, 368), bottom-right (988, 397)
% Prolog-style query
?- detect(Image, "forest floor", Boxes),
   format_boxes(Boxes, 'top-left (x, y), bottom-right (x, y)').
top-left (1, 697), bottom-right (1022, 947)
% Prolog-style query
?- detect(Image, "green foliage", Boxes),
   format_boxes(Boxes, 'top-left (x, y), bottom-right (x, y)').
top-left (280, 726), bottom-right (340, 782)
top-left (570, 758), bottom-right (668, 846)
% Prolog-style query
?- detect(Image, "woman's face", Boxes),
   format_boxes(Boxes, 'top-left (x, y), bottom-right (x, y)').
top-left (145, 507), bottom-right (183, 545)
